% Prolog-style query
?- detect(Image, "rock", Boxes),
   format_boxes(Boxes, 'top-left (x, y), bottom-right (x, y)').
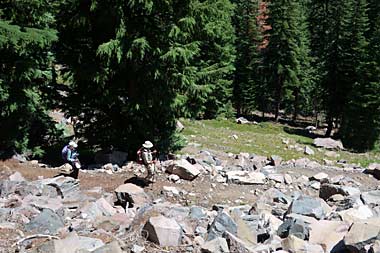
top-left (310, 182), bottom-right (321, 190)
top-left (305, 126), bottom-right (317, 133)
top-left (329, 194), bottom-right (345, 202)
top-left (282, 235), bottom-right (324, 253)
top-left (95, 198), bottom-right (116, 216)
top-left (294, 158), bottom-right (310, 167)
top-left (163, 186), bottom-right (180, 196)
top-left (176, 120), bottom-right (185, 132)
top-left (94, 150), bottom-right (128, 166)
top-left (143, 215), bottom-right (182, 247)
top-left (319, 184), bottom-right (361, 200)
top-left (268, 174), bottom-right (284, 183)
top-left (370, 240), bottom-right (380, 253)
top-left (25, 209), bottom-right (64, 234)
top-left (277, 217), bottom-right (310, 240)
top-left (338, 205), bottom-right (374, 223)
top-left (201, 237), bottom-right (230, 253)
top-left (270, 155), bottom-right (282, 166)
top-left (207, 211), bottom-right (237, 241)
top-left (102, 163), bottom-right (113, 171)
top-left (362, 191), bottom-right (380, 206)
top-left (168, 174), bottom-right (180, 183)
top-left (310, 172), bottom-right (329, 182)
top-left (284, 174), bottom-right (293, 185)
top-left (131, 244), bottom-right (145, 253)
top-left (226, 171), bottom-right (266, 185)
top-left (224, 231), bottom-right (255, 253)
top-left (364, 164), bottom-right (380, 180)
top-left (236, 117), bottom-right (250, 124)
top-left (115, 183), bottom-right (150, 208)
top-left (166, 159), bottom-right (200, 180)
top-left (37, 232), bottom-right (105, 253)
top-left (344, 219), bottom-right (380, 252)
top-left (286, 195), bottom-right (326, 220)
top-left (309, 220), bottom-right (350, 253)
top-left (22, 195), bottom-right (63, 212)
top-left (304, 146), bottom-right (315, 155)
top-left (92, 241), bottom-right (122, 253)
top-left (9, 172), bottom-right (25, 182)
top-left (313, 138), bottom-right (344, 150)
top-left (190, 206), bottom-right (207, 220)
top-left (40, 176), bottom-right (80, 199)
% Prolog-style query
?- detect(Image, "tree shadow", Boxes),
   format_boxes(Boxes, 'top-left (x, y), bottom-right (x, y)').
top-left (283, 126), bottom-right (324, 140)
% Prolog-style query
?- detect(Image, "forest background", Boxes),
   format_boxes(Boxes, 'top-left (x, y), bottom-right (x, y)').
top-left (0, 0), bottom-right (379, 161)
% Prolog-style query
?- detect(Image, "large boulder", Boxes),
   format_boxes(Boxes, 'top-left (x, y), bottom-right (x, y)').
top-left (223, 231), bottom-right (255, 253)
top-left (115, 183), bottom-right (150, 208)
top-left (319, 184), bottom-right (361, 200)
top-left (166, 159), bottom-right (200, 180)
top-left (286, 195), bottom-right (327, 220)
top-left (226, 171), bottom-right (266, 185)
top-left (207, 211), bottom-right (238, 241)
top-left (277, 217), bottom-right (310, 240)
top-left (143, 215), bottom-right (182, 247)
top-left (95, 150), bottom-right (128, 166)
top-left (364, 164), bottom-right (380, 180)
top-left (25, 209), bottom-right (64, 234)
top-left (313, 138), bottom-right (344, 150)
top-left (309, 220), bottom-right (350, 253)
top-left (343, 219), bottom-right (380, 252)
top-left (361, 191), bottom-right (380, 206)
top-left (282, 235), bottom-right (324, 253)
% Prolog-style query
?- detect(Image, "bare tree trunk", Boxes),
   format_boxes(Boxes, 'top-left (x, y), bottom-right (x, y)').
top-left (292, 88), bottom-right (299, 122)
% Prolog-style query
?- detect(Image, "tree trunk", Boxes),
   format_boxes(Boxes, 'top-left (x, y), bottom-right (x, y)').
top-left (325, 117), bottom-right (333, 137)
top-left (274, 75), bottom-right (283, 122)
top-left (292, 88), bottom-right (299, 122)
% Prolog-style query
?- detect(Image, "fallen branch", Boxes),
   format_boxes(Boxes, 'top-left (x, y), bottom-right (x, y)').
top-left (12, 234), bottom-right (59, 247)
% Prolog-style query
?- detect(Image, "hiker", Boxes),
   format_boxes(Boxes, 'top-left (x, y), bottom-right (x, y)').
top-left (61, 141), bottom-right (81, 178)
top-left (137, 141), bottom-right (157, 182)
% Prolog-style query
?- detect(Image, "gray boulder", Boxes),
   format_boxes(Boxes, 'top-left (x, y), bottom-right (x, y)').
top-left (270, 155), bottom-right (283, 166)
top-left (25, 209), bottom-right (64, 234)
top-left (286, 195), bottom-right (326, 220)
top-left (313, 138), bottom-right (344, 150)
top-left (207, 211), bottom-right (238, 241)
top-left (277, 218), bottom-right (310, 240)
top-left (344, 219), bottom-right (380, 252)
top-left (115, 183), bottom-right (150, 208)
top-left (166, 159), bottom-right (200, 180)
top-left (143, 215), bottom-right (182, 247)
top-left (362, 191), bottom-right (380, 206)
top-left (226, 171), bottom-right (266, 185)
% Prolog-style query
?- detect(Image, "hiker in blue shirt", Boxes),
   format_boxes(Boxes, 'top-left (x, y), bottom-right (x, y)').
top-left (61, 141), bottom-right (80, 178)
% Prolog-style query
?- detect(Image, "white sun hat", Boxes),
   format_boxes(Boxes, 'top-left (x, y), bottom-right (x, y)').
top-left (142, 140), bottom-right (153, 149)
top-left (69, 141), bottom-right (78, 148)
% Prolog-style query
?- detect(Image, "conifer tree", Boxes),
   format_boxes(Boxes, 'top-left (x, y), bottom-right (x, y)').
top-left (0, 0), bottom-right (58, 156)
top-left (56, 0), bottom-right (235, 153)
top-left (264, 0), bottom-right (302, 121)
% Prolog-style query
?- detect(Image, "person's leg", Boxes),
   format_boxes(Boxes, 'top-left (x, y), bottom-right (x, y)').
top-left (145, 163), bottom-right (155, 182)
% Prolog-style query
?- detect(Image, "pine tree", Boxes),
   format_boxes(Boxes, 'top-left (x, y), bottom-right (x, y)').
top-left (341, 0), bottom-right (380, 151)
top-left (232, 0), bottom-right (262, 115)
top-left (56, 0), bottom-right (235, 153)
top-left (0, 0), bottom-right (58, 156)
top-left (264, 0), bottom-right (303, 121)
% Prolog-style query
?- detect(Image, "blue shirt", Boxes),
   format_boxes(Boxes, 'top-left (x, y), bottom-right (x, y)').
top-left (62, 145), bottom-right (75, 162)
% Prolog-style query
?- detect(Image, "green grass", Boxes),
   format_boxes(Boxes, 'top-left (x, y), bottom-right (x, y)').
top-left (180, 119), bottom-right (380, 167)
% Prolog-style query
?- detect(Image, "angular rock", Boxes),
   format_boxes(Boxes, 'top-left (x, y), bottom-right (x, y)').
top-left (277, 218), bottom-right (310, 240)
top-left (226, 171), bottom-right (266, 185)
top-left (25, 209), bottom-right (64, 234)
top-left (9, 172), bottom-right (25, 182)
top-left (224, 231), bottom-right (254, 253)
top-left (344, 219), bottom-right (380, 252)
top-left (268, 174), bottom-right (284, 183)
top-left (362, 191), bottom-right (380, 206)
top-left (201, 237), bottom-right (230, 253)
top-left (190, 206), bottom-right (207, 220)
top-left (176, 120), bottom-right (185, 132)
top-left (309, 220), bottom-right (350, 253)
top-left (282, 235), bottom-right (324, 253)
top-left (294, 158), bottom-right (310, 167)
top-left (338, 205), bottom-right (374, 223)
top-left (310, 172), bottom-right (329, 182)
top-left (207, 211), bottom-right (237, 241)
top-left (319, 184), bottom-right (361, 200)
top-left (270, 155), bottom-right (282, 166)
top-left (40, 176), bottom-right (80, 199)
top-left (313, 138), bottom-right (344, 150)
top-left (166, 159), bottom-right (200, 180)
top-left (92, 241), bottom-right (122, 253)
top-left (284, 174), bottom-right (293, 185)
top-left (95, 198), bottom-right (116, 216)
top-left (286, 195), bottom-right (326, 220)
top-left (143, 215), bottom-right (182, 247)
top-left (236, 117), bottom-right (250, 124)
top-left (304, 146), bottom-right (315, 155)
top-left (115, 183), bottom-right (150, 208)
